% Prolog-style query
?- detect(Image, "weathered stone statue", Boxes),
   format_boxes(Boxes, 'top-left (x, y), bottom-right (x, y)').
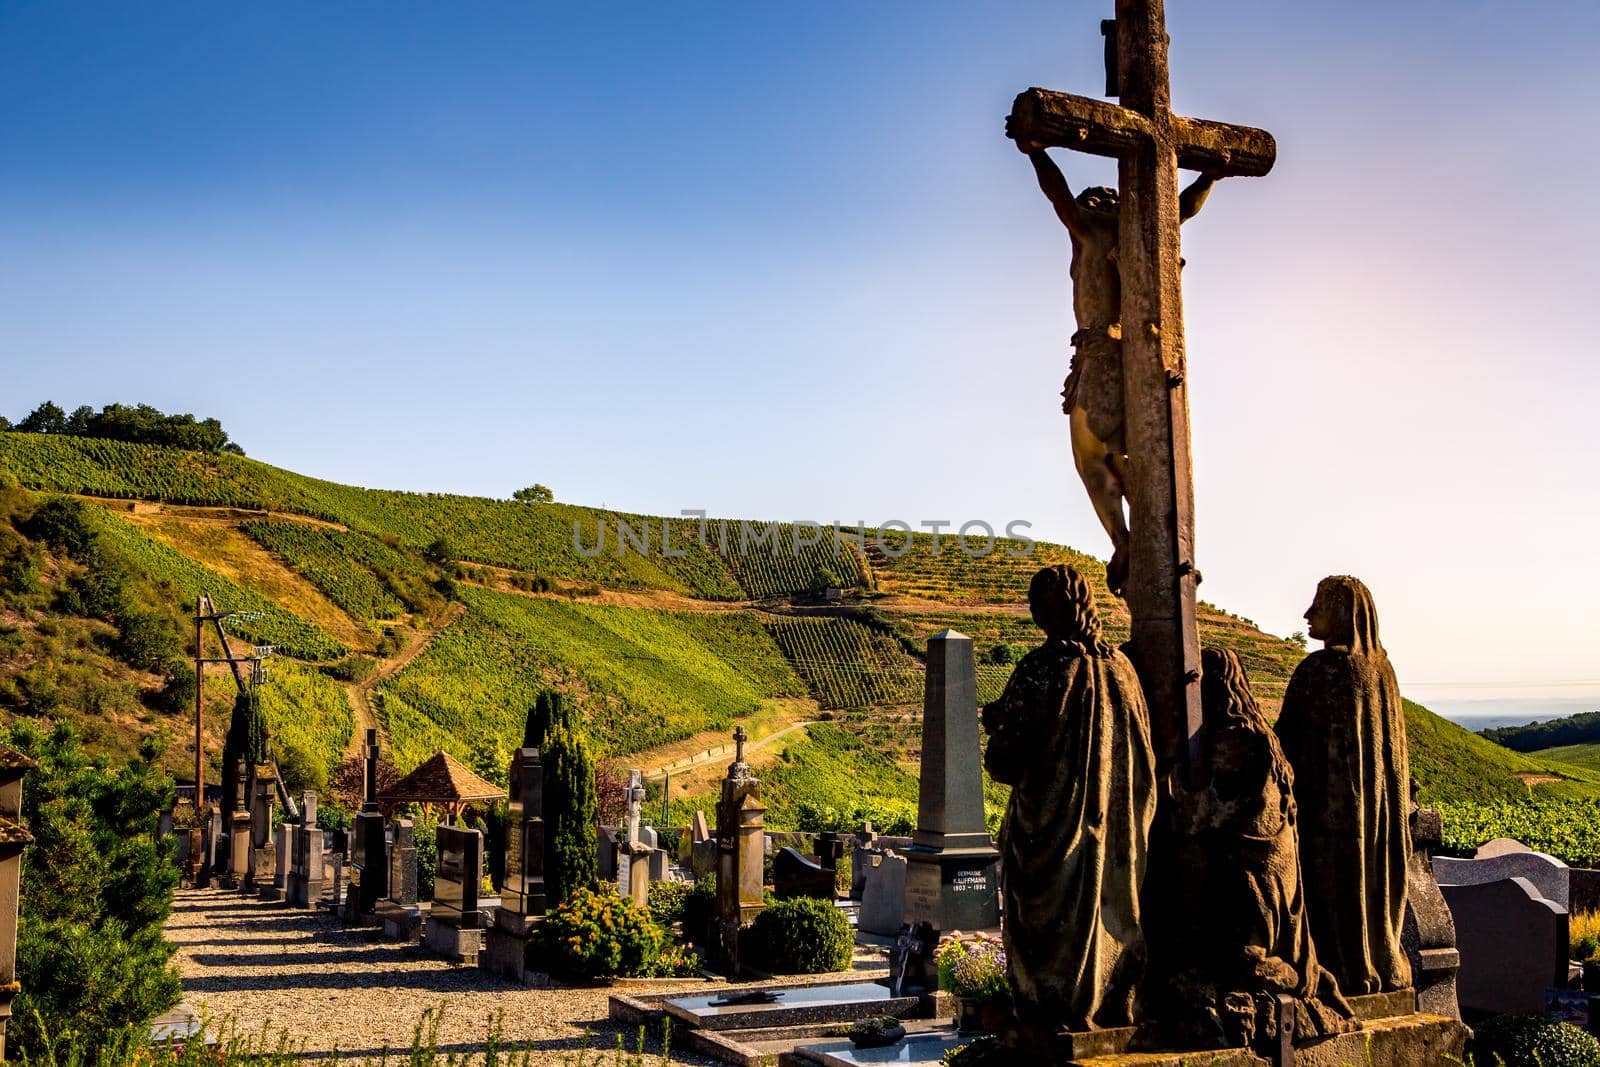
top-left (1168, 648), bottom-right (1356, 1050)
top-left (1011, 135), bottom-right (1217, 596)
top-left (1274, 576), bottom-right (1411, 995)
top-left (982, 564), bottom-right (1156, 1046)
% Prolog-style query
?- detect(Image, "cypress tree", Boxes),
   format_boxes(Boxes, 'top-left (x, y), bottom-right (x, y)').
top-left (523, 689), bottom-right (569, 751)
top-left (220, 690), bottom-right (268, 812)
top-left (542, 721), bottom-right (598, 904)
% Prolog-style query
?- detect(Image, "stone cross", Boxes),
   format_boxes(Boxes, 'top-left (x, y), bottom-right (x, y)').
top-left (1007, 0), bottom-right (1275, 780)
top-left (734, 725), bottom-right (747, 764)
top-left (624, 769), bottom-right (647, 847)
top-left (361, 728), bottom-right (380, 812)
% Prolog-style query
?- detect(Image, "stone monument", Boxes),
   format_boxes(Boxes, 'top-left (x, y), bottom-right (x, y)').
top-left (243, 768), bottom-right (276, 895)
top-left (713, 727), bottom-right (766, 977)
top-left (347, 728), bottom-right (388, 920)
top-left (286, 791), bottom-right (325, 909)
top-left (618, 769), bottom-right (654, 906)
top-left (903, 631), bottom-right (1000, 942)
top-left (483, 744), bottom-right (548, 983)
top-left (0, 744), bottom-right (36, 1058)
top-left (427, 823), bottom-right (484, 965)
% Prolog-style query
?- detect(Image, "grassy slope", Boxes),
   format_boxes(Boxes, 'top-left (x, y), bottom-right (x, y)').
top-left (4, 432), bottom-right (1583, 826)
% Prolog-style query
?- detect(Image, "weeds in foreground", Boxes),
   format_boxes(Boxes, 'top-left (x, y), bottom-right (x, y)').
top-left (18, 1006), bottom-right (676, 1067)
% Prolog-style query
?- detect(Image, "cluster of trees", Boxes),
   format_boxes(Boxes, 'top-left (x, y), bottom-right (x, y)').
top-left (511, 484), bottom-right (552, 504)
top-left (10, 722), bottom-right (181, 1057)
top-left (1483, 711), bottom-right (1600, 753)
top-left (2, 401), bottom-right (244, 455)
top-left (12, 496), bottom-right (194, 712)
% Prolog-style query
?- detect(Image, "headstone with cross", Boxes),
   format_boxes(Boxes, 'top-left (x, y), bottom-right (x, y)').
top-left (1006, 0), bottom-right (1274, 780)
top-left (713, 726), bottom-right (766, 975)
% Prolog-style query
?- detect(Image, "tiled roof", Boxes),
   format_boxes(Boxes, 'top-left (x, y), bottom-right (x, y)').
top-left (379, 751), bottom-right (506, 805)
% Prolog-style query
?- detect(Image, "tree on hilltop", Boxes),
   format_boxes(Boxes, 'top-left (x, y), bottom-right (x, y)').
top-left (16, 401), bottom-right (66, 435)
top-left (513, 484), bottom-right (553, 504)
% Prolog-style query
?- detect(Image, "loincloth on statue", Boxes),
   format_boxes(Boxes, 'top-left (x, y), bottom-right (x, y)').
top-left (1062, 325), bottom-right (1125, 451)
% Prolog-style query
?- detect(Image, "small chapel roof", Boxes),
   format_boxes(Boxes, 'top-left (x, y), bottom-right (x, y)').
top-left (379, 750), bottom-right (506, 811)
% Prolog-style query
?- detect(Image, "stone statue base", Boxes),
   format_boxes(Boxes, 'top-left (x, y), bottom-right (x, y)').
top-left (950, 992), bottom-right (1466, 1067)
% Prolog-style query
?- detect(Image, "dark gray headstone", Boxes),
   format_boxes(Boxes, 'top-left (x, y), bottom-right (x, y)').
top-left (774, 846), bottom-right (835, 901)
top-left (500, 747), bottom-right (546, 918)
top-left (350, 810), bottom-right (388, 915)
top-left (859, 851), bottom-right (908, 936)
top-left (434, 824), bottom-right (483, 930)
top-left (902, 631), bottom-right (1000, 934)
top-left (1442, 876), bottom-right (1568, 1017)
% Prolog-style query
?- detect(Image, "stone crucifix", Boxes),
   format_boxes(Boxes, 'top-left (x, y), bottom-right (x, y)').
top-left (1007, 0), bottom-right (1275, 779)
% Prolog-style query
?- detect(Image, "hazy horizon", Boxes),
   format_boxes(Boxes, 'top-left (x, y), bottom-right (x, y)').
top-left (3, 1), bottom-right (1597, 705)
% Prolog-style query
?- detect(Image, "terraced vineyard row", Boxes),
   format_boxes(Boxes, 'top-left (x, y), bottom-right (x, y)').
top-left (762, 616), bottom-right (922, 710)
top-left (240, 519), bottom-right (415, 621)
top-left (378, 587), bottom-right (807, 770)
top-left (719, 524), bottom-right (867, 599)
top-left (91, 509), bottom-right (348, 661)
top-left (256, 659), bottom-right (356, 787)
top-left (865, 529), bottom-right (1110, 605)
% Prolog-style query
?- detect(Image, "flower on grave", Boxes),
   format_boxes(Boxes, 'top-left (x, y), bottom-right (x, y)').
top-left (935, 931), bottom-right (1010, 1003)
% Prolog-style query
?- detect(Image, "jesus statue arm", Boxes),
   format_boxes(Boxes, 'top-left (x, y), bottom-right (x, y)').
top-left (1179, 172), bottom-right (1219, 222)
top-left (1021, 145), bottom-right (1091, 239)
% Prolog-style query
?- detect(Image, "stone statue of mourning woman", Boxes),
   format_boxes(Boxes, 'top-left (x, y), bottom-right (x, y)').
top-left (1166, 648), bottom-right (1357, 1051)
top-left (981, 564), bottom-right (1156, 1054)
top-left (1275, 576), bottom-right (1412, 996)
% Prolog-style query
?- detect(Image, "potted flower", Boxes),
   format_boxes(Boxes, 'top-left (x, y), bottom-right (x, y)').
top-left (934, 932), bottom-right (1011, 1035)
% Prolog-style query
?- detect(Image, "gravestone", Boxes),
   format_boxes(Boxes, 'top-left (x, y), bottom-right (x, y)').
top-left (286, 814), bottom-right (326, 908)
top-left (902, 632), bottom-right (1000, 936)
top-left (387, 819), bottom-right (419, 907)
top-left (427, 823), bottom-right (484, 965)
top-left (348, 729), bottom-right (388, 920)
top-left (199, 806), bottom-right (221, 888)
top-left (224, 808), bottom-right (252, 890)
top-left (690, 810), bottom-right (717, 880)
top-left (260, 822), bottom-right (289, 902)
top-left (380, 819), bottom-right (421, 940)
top-left (1475, 838), bottom-right (1530, 860)
top-left (618, 770), bottom-right (655, 906)
top-left (245, 772), bottom-right (276, 894)
top-left (484, 746), bottom-right (548, 983)
top-left (1435, 851), bottom-right (1571, 912)
top-left (596, 825), bottom-right (620, 883)
top-left (1403, 802), bottom-right (1461, 1020)
top-left (0, 743), bottom-right (36, 1059)
top-left (858, 850), bottom-right (908, 937)
top-left (774, 847), bottom-right (836, 901)
top-left (713, 728), bottom-right (766, 976)
top-left (1442, 876), bottom-right (1568, 1016)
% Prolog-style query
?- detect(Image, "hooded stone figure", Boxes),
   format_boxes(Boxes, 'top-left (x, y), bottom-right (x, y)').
top-left (1168, 648), bottom-right (1357, 1049)
top-left (1274, 576), bottom-right (1411, 995)
top-left (981, 564), bottom-right (1157, 1046)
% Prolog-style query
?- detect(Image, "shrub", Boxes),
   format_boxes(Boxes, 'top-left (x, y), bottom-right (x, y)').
top-left (1573, 910), bottom-right (1600, 961)
top-left (749, 897), bottom-right (853, 974)
top-left (540, 886), bottom-right (670, 979)
top-left (647, 879), bottom-right (694, 925)
top-left (680, 877), bottom-right (717, 947)
top-left (1473, 1014), bottom-right (1600, 1067)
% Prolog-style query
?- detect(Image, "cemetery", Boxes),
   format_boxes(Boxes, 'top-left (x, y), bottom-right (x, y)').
top-left (3, 2), bottom-right (1600, 1066)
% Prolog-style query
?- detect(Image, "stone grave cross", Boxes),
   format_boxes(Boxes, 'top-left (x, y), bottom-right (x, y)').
top-left (625, 769), bottom-right (647, 846)
top-left (361, 727), bottom-right (381, 813)
top-left (1007, 0), bottom-right (1275, 779)
top-left (733, 725), bottom-right (747, 764)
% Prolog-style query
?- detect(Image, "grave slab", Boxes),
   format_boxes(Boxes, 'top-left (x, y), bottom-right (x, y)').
top-left (1442, 875), bottom-right (1568, 1016)
top-left (1434, 850), bottom-right (1570, 911)
top-left (664, 982), bottom-right (919, 1032)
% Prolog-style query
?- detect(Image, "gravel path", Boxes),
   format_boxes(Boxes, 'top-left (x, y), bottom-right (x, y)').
top-left (167, 889), bottom-right (885, 1065)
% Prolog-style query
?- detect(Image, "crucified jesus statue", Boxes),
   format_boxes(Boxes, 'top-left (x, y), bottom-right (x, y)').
top-left (1012, 132), bottom-right (1218, 596)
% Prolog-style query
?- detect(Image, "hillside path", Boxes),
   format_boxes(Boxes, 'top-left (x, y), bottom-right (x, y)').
top-left (639, 717), bottom-right (818, 783)
top-left (342, 602), bottom-right (466, 759)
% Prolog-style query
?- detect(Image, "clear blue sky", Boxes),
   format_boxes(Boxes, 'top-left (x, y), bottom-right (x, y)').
top-left (3, 2), bottom-right (1597, 705)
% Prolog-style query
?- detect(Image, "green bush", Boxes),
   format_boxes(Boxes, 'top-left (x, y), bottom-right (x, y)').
top-left (1473, 1014), bottom-right (1600, 1067)
top-left (9, 722), bottom-right (181, 1058)
top-left (540, 886), bottom-right (670, 979)
top-left (749, 896), bottom-right (853, 974)
top-left (647, 879), bottom-right (694, 925)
